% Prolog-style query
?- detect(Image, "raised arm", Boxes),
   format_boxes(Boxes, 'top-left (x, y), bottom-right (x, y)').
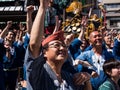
top-left (29, 0), bottom-right (49, 58)
top-left (52, 15), bottom-right (61, 34)
top-left (78, 16), bottom-right (87, 40)
top-left (0, 21), bottom-right (12, 39)
top-left (26, 5), bottom-right (34, 34)
top-left (18, 22), bottom-right (26, 42)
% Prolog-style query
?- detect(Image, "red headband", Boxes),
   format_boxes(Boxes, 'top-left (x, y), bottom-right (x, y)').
top-left (42, 30), bottom-right (65, 46)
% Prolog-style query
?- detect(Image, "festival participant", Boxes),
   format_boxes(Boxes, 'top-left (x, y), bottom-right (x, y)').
top-left (113, 31), bottom-right (120, 60)
top-left (0, 21), bottom-right (25, 90)
top-left (75, 31), bottom-right (114, 90)
top-left (44, 0), bottom-right (57, 35)
top-left (103, 33), bottom-right (113, 54)
top-left (24, 0), bottom-right (92, 90)
top-left (99, 59), bottom-right (120, 90)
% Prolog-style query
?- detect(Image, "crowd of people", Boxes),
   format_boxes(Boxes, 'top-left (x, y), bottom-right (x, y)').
top-left (0, 0), bottom-right (120, 90)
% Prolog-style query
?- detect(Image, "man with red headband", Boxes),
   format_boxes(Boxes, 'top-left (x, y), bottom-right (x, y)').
top-left (24, 0), bottom-right (92, 90)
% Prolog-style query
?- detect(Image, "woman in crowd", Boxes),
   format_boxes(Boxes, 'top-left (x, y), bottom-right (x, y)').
top-left (99, 59), bottom-right (120, 90)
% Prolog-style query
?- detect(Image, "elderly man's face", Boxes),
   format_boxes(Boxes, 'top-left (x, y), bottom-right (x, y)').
top-left (89, 31), bottom-right (103, 47)
top-left (104, 34), bottom-right (112, 45)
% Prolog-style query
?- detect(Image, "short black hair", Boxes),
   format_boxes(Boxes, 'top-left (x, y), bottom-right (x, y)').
top-left (6, 30), bottom-right (16, 37)
top-left (42, 43), bottom-right (49, 50)
top-left (103, 58), bottom-right (120, 78)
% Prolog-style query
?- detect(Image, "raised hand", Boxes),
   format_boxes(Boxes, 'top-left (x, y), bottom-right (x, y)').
top-left (73, 72), bottom-right (91, 85)
top-left (19, 22), bottom-right (25, 31)
top-left (26, 5), bottom-right (34, 14)
top-left (81, 16), bottom-right (88, 27)
top-left (7, 21), bottom-right (12, 28)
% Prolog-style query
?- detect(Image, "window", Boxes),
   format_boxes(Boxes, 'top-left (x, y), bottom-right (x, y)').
top-left (105, 4), bottom-right (120, 8)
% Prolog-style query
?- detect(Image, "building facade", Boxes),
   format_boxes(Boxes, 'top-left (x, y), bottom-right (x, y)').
top-left (102, 0), bottom-right (120, 30)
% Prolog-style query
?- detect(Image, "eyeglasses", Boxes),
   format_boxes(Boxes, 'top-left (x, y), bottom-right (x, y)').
top-left (48, 42), bottom-right (67, 49)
